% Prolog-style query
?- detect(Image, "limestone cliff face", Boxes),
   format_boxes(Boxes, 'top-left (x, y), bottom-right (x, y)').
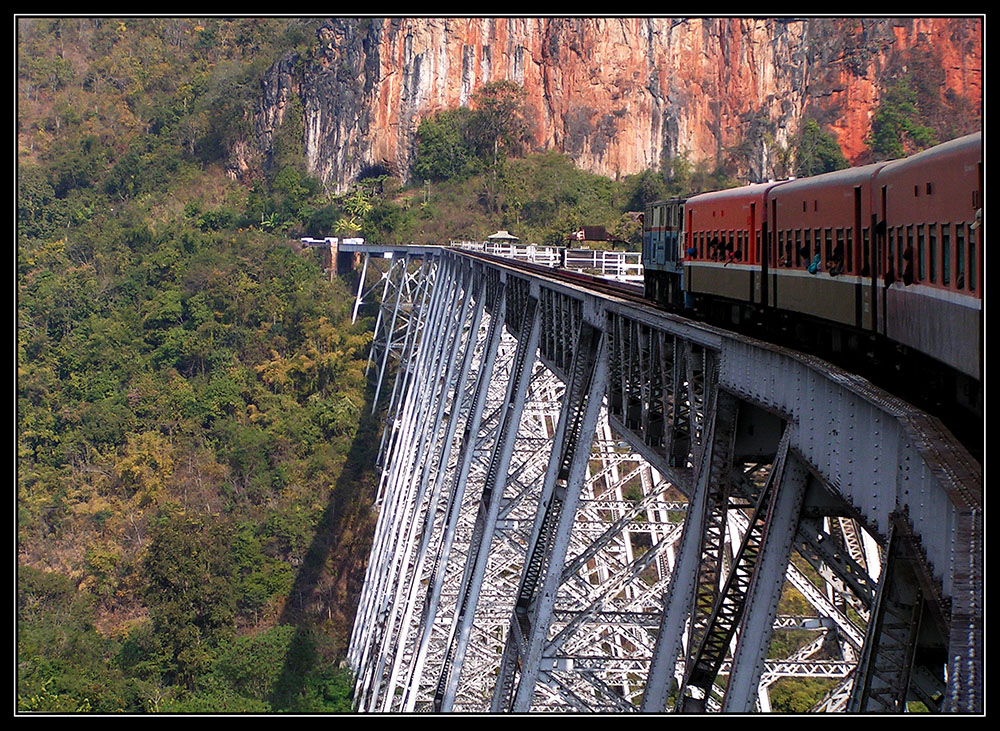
top-left (252, 17), bottom-right (981, 191)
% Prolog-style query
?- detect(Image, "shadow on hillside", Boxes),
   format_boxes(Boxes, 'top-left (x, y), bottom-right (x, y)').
top-left (268, 377), bottom-right (388, 712)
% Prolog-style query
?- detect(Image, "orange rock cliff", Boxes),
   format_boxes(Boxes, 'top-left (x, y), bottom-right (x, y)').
top-left (250, 17), bottom-right (982, 191)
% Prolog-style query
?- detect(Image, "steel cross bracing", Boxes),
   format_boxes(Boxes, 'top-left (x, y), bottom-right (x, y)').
top-left (347, 247), bottom-right (982, 713)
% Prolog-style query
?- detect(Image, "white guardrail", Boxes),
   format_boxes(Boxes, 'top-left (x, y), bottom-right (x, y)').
top-left (451, 240), bottom-right (644, 284)
top-left (302, 237), bottom-right (645, 284)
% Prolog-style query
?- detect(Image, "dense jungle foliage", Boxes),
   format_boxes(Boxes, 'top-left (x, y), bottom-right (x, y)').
top-left (18, 16), bottom-right (965, 714)
top-left (18, 17), bottom-right (375, 713)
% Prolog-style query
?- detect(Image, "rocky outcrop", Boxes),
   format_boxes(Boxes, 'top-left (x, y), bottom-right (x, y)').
top-left (252, 17), bottom-right (982, 191)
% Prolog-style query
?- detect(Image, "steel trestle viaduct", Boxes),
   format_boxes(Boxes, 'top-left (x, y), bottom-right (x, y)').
top-left (343, 243), bottom-right (982, 714)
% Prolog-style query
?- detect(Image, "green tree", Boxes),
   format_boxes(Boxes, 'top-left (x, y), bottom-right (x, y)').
top-left (18, 567), bottom-right (135, 712)
top-left (621, 168), bottom-right (669, 212)
top-left (412, 107), bottom-right (481, 183)
top-left (469, 81), bottom-right (530, 213)
top-left (793, 120), bottom-right (849, 177)
top-left (142, 509), bottom-right (238, 688)
top-left (867, 76), bottom-right (939, 160)
top-left (469, 80), bottom-right (530, 166)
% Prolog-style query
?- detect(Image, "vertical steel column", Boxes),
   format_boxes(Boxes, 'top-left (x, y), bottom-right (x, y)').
top-left (372, 257), bottom-right (446, 501)
top-left (673, 389), bottom-right (741, 712)
top-left (400, 282), bottom-right (508, 711)
top-left (848, 515), bottom-right (928, 713)
top-left (351, 259), bottom-right (456, 707)
top-left (492, 320), bottom-right (608, 712)
top-left (351, 251), bottom-right (371, 324)
top-left (374, 257), bottom-right (437, 466)
top-left (434, 293), bottom-right (542, 711)
top-left (371, 255), bottom-right (437, 415)
top-left (370, 266), bottom-right (479, 710)
top-left (721, 432), bottom-right (809, 711)
top-left (640, 378), bottom-right (728, 713)
top-left (349, 255), bottom-right (436, 673)
top-left (380, 270), bottom-right (487, 707)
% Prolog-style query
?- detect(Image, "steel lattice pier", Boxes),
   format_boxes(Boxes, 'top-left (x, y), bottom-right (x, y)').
top-left (346, 246), bottom-right (982, 714)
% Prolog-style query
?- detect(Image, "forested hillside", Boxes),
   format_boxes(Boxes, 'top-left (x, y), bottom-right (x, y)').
top-left (17, 18), bottom-right (376, 712)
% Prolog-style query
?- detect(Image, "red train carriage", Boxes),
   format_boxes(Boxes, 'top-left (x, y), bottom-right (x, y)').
top-left (640, 132), bottom-right (982, 452)
top-left (874, 132), bottom-right (983, 382)
top-left (767, 162), bottom-right (888, 333)
top-left (682, 182), bottom-right (781, 322)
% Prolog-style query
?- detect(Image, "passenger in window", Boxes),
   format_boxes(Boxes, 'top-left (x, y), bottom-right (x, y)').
top-left (709, 237), bottom-right (721, 261)
top-left (884, 260), bottom-right (896, 286)
top-left (829, 244), bottom-right (844, 277)
top-left (902, 245), bottom-right (914, 286)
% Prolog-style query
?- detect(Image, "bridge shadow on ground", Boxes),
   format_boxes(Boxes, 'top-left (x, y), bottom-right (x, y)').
top-left (268, 378), bottom-right (387, 712)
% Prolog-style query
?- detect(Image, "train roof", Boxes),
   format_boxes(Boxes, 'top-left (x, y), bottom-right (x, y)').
top-left (875, 131), bottom-right (982, 178)
top-left (685, 181), bottom-right (783, 205)
top-left (769, 162), bottom-right (889, 196)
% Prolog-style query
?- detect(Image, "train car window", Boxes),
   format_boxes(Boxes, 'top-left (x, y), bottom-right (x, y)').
top-left (956, 225), bottom-right (965, 290)
top-left (846, 229), bottom-right (853, 273)
top-left (833, 229), bottom-right (845, 275)
top-left (968, 224), bottom-right (977, 292)
top-left (906, 225), bottom-right (915, 275)
top-left (862, 228), bottom-right (871, 276)
top-left (941, 225), bottom-right (951, 286)
top-left (801, 230), bottom-right (809, 267)
top-left (917, 225), bottom-right (925, 281)
top-left (825, 229), bottom-right (833, 267)
top-left (815, 229), bottom-right (822, 257)
top-left (888, 228), bottom-right (895, 276)
top-left (929, 224), bottom-right (937, 283)
top-left (897, 227), bottom-right (904, 276)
